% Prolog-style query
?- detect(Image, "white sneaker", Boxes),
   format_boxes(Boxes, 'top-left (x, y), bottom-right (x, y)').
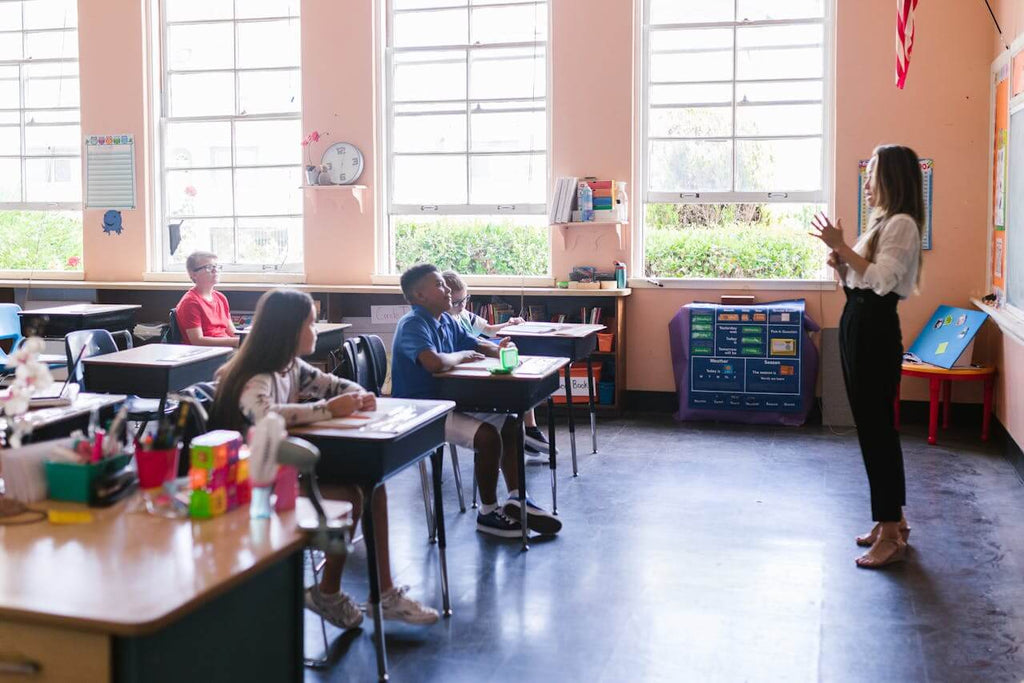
top-left (368, 586), bottom-right (440, 625)
top-left (305, 586), bottom-right (364, 630)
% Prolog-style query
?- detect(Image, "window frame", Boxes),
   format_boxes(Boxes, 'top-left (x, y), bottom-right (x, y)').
top-left (0, 2), bottom-right (82, 212)
top-left (381, 0), bottom-right (551, 278)
top-left (636, 0), bottom-right (836, 285)
top-left (152, 0), bottom-right (303, 274)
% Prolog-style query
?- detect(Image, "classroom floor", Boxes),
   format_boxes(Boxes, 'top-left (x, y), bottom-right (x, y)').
top-left (303, 414), bottom-right (1024, 682)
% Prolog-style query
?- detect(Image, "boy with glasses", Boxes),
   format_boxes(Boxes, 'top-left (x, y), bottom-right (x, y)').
top-left (175, 251), bottom-right (240, 348)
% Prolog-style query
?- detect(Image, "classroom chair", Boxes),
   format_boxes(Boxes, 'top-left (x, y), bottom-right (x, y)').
top-left (164, 308), bottom-right (183, 344)
top-left (0, 303), bottom-right (68, 372)
top-left (333, 335), bottom-right (467, 541)
top-left (64, 329), bottom-right (173, 438)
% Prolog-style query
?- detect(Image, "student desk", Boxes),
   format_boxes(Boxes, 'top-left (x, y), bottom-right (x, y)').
top-left (18, 304), bottom-right (141, 341)
top-left (82, 344), bottom-right (231, 412)
top-left (895, 362), bottom-right (996, 446)
top-left (502, 322), bottom-right (605, 473)
top-left (432, 355), bottom-right (569, 550)
top-left (237, 322), bottom-right (351, 360)
top-left (1, 393), bottom-right (126, 446)
top-left (0, 482), bottom-right (349, 683)
top-left (289, 397), bottom-right (455, 682)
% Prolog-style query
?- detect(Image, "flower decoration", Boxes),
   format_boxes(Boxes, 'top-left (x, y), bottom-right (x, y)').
top-left (301, 131), bottom-right (327, 169)
top-left (0, 337), bottom-right (55, 447)
top-left (67, 255), bottom-right (81, 268)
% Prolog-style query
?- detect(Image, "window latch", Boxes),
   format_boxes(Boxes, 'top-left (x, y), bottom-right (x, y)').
top-left (767, 192), bottom-right (789, 199)
top-left (419, 205), bottom-right (438, 212)
top-left (497, 205), bottom-right (516, 212)
top-left (679, 193), bottom-right (700, 199)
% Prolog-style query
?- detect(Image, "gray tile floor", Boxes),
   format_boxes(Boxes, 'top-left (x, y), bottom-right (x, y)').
top-left (304, 415), bottom-right (1024, 682)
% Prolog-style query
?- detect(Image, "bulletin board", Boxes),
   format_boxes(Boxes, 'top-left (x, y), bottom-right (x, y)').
top-left (1003, 39), bottom-right (1024, 315)
top-left (990, 59), bottom-right (1010, 294)
top-left (857, 158), bottom-right (932, 250)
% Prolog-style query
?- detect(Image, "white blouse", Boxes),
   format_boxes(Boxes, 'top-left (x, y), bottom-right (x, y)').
top-left (842, 213), bottom-right (921, 298)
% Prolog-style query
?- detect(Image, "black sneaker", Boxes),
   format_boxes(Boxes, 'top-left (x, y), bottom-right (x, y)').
top-left (476, 508), bottom-right (524, 538)
top-left (503, 496), bottom-right (562, 535)
top-left (524, 426), bottom-right (558, 455)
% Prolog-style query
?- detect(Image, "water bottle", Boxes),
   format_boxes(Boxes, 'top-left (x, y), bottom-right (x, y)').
top-left (614, 261), bottom-right (627, 289)
top-left (577, 182), bottom-right (594, 222)
top-left (500, 342), bottom-right (519, 370)
top-left (615, 181), bottom-right (628, 222)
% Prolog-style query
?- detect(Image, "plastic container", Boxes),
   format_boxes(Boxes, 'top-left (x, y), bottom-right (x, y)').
top-left (553, 363), bottom-right (602, 404)
top-left (273, 465), bottom-right (298, 512)
top-left (598, 380), bottom-right (615, 405)
top-left (577, 182), bottom-right (593, 222)
top-left (136, 445), bottom-right (180, 489)
top-left (500, 343), bottom-right (519, 370)
top-left (615, 181), bottom-right (628, 222)
top-left (250, 485), bottom-right (273, 519)
top-left (45, 454), bottom-right (133, 503)
top-left (597, 333), bottom-right (614, 352)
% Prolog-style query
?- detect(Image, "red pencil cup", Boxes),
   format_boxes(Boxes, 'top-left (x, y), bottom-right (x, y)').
top-left (136, 444), bottom-right (181, 490)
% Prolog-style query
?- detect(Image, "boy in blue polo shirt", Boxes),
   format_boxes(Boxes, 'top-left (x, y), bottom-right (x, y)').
top-left (392, 263), bottom-right (561, 538)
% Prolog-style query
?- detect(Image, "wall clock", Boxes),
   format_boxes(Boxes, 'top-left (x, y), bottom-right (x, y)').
top-left (320, 142), bottom-right (364, 185)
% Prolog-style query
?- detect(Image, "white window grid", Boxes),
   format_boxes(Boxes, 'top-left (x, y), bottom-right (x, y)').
top-left (640, 3), bottom-right (833, 206)
top-left (156, 2), bottom-right (302, 272)
top-left (0, 0), bottom-right (80, 211)
top-left (384, 0), bottom-right (549, 219)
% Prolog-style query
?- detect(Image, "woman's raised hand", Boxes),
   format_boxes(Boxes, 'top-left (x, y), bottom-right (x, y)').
top-left (810, 212), bottom-right (845, 250)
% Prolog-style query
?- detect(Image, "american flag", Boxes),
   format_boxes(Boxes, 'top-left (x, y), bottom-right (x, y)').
top-left (896, 0), bottom-right (919, 89)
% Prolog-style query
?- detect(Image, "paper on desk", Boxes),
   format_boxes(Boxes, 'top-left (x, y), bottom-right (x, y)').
top-left (505, 323), bottom-right (561, 334)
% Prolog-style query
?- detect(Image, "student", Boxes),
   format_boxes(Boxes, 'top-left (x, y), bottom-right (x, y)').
top-left (175, 251), bottom-right (240, 347)
top-left (210, 288), bottom-right (439, 627)
top-left (811, 144), bottom-right (923, 569)
top-left (441, 269), bottom-right (557, 456)
top-left (391, 263), bottom-right (562, 538)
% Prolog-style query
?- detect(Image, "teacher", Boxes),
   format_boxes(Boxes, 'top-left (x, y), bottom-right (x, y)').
top-left (811, 144), bottom-right (925, 569)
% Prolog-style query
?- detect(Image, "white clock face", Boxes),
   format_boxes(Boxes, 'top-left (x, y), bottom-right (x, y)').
top-left (320, 142), bottom-right (364, 185)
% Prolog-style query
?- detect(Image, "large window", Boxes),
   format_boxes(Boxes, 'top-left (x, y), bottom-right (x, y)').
top-left (0, 0), bottom-right (82, 272)
top-left (384, 0), bottom-right (549, 277)
top-left (157, 0), bottom-right (302, 272)
top-left (641, 0), bottom-right (831, 280)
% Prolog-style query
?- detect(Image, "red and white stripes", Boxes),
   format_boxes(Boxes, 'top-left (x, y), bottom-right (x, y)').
top-left (896, 0), bottom-right (919, 89)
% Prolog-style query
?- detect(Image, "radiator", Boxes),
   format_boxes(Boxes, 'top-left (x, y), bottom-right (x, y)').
top-left (821, 327), bottom-right (854, 427)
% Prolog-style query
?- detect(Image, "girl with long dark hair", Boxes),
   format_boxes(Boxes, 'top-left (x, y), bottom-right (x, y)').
top-left (811, 145), bottom-right (924, 568)
top-left (211, 289), bottom-right (440, 626)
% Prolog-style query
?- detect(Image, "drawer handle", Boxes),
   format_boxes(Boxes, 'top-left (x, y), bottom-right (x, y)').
top-left (0, 659), bottom-right (41, 676)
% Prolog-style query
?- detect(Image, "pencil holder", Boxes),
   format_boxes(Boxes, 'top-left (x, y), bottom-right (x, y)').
top-left (45, 454), bottom-right (132, 503)
top-left (597, 333), bottom-right (614, 352)
top-left (136, 444), bottom-right (180, 490)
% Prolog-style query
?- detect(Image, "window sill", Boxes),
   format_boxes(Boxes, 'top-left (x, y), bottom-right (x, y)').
top-left (143, 271), bottom-right (307, 285)
top-left (629, 277), bottom-right (838, 291)
top-left (0, 270), bottom-right (84, 280)
top-left (371, 273), bottom-right (554, 288)
top-left (972, 298), bottom-right (1024, 347)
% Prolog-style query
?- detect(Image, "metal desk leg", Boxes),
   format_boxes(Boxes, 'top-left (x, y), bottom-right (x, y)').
top-left (419, 460), bottom-right (436, 543)
top-left (547, 397), bottom-right (557, 515)
top-left (430, 447), bottom-right (452, 617)
top-left (517, 415), bottom-right (529, 552)
top-left (586, 356), bottom-right (597, 454)
top-left (360, 484), bottom-right (389, 681)
top-left (564, 366), bottom-right (578, 477)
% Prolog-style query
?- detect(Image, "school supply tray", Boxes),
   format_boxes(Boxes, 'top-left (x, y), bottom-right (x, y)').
top-left (45, 453), bottom-right (133, 504)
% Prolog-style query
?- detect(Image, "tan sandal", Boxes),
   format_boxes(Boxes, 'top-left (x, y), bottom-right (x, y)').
top-left (855, 537), bottom-right (907, 569)
top-left (855, 521), bottom-right (911, 547)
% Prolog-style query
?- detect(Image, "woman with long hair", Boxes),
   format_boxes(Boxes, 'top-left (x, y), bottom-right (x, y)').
top-left (211, 288), bottom-right (440, 626)
top-left (811, 144), bottom-right (924, 568)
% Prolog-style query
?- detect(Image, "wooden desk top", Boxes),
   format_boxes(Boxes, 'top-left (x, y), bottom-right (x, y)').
top-left (0, 492), bottom-right (350, 636)
top-left (433, 355), bottom-right (568, 381)
top-left (19, 304), bottom-right (141, 316)
top-left (81, 344), bottom-right (232, 368)
top-left (1, 393), bottom-right (126, 434)
top-left (501, 322), bottom-right (606, 338)
top-left (290, 397), bottom-right (454, 442)
top-left (901, 362), bottom-right (995, 378)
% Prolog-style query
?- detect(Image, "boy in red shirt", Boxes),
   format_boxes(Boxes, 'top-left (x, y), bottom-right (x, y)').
top-left (175, 251), bottom-right (240, 347)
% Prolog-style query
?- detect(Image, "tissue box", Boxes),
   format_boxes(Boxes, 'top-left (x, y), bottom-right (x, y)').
top-left (188, 430), bottom-right (246, 519)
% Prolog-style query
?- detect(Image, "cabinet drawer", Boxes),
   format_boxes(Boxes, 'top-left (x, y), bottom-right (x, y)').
top-left (0, 621), bottom-right (109, 682)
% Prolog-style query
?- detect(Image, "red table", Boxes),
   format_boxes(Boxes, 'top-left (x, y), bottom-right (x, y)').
top-left (896, 362), bottom-right (996, 445)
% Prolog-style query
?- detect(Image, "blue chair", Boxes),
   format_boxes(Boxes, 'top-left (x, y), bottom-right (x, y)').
top-left (0, 303), bottom-right (67, 373)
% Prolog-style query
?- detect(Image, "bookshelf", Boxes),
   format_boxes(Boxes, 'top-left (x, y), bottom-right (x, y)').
top-left (301, 184), bottom-right (367, 213)
top-left (469, 290), bottom-right (629, 414)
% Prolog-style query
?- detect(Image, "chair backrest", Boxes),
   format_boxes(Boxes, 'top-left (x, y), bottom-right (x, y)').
top-left (64, 329), bottom-right (118, 388)
top-left (333, 334), bottom-right (388, 396)
top-left (0, 303), bottom-right (24, 361)
top-left (173, 380), bottom-right (217, 475)
top-left (166, 308), bottom-right (183, 344)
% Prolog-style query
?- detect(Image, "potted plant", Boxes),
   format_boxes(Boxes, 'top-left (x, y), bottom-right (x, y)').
top-left (302, 131), bottom-right (324, 185)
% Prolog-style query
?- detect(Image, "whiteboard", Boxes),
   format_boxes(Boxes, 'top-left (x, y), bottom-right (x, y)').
top-left (1007, 108), bottom-right (1024, 311)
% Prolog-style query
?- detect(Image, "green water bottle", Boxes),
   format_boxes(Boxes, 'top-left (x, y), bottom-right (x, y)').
top-left (500, 343), bottom-right (519, 370)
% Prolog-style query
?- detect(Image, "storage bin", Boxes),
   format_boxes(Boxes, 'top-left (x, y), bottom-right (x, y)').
top-left (552, 363), bottom-right (602, 404)
top-left (597, 333), bottom-right (614, 352)
top-left (598, 380), bottom-right (615, 405)
top-left (45, 454), bottom-right (132, 503)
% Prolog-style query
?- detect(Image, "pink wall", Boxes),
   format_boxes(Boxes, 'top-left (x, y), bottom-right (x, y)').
top-left (78, 0), bottom-right (151, 280)
top-left (73, 1), bottom-right (1000, 407)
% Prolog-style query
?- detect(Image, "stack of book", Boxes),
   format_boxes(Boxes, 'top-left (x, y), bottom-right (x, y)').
top-left (473, 301), bottom-right (516, 325)
top-left (549, 177), bottom-right (578, 224)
